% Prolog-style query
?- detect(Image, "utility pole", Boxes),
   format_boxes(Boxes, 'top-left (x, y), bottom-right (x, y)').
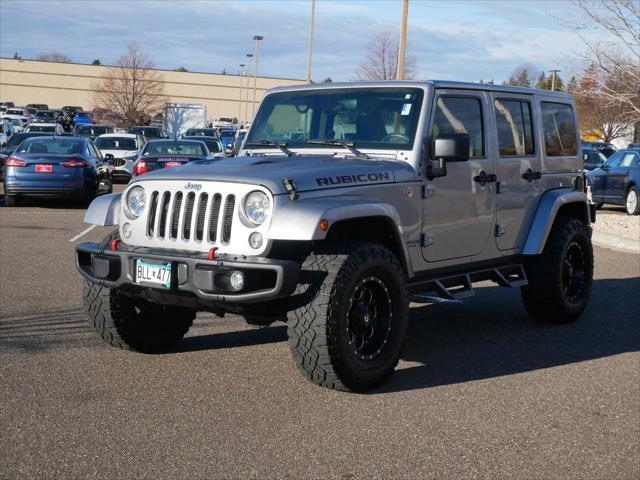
top-left (245, 53), bottom-right (253, 125)
top-left (306, 0), bottom-right (316, 83)
top-left (238, 64), bottom-right (245, 123)
top-left (252, 35), bottom-right (264, 120)
top-left (396, 0), bottom-right (409, 80)
top-left (549, 69), bottom-right (561, 91)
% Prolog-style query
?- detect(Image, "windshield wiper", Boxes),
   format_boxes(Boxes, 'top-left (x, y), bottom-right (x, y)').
top-left (245, 140), bottom-right (296, 157)
top-left (308, 139), bottom-right (369, 159)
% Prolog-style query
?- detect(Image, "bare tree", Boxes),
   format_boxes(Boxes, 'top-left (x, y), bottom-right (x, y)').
top-left (357, 31), bottom-right (416, 80)
top-left (504, 63), bottom-right (541, 87)
top-left (571, 0), bottom-right (640, 116)
top-left (36, 51), bottom-right (72, 63)
top-left (574, 62), bottom-right (638, 142)
top-left (92, 42), bottom-right (164, 128)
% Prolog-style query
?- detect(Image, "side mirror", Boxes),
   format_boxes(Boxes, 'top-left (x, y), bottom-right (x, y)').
top-left (426, 133), bottom-right (470, 179)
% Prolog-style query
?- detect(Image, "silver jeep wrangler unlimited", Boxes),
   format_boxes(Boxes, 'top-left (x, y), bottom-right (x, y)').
top-left (77, 81), bottom-right (594, 392)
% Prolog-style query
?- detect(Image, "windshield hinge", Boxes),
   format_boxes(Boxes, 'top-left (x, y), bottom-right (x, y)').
top-left (282, 177), bottom-right (298, 200)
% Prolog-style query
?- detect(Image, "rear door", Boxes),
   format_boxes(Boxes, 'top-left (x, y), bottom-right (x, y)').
top-left (490, 93), bottom-right (541, 251)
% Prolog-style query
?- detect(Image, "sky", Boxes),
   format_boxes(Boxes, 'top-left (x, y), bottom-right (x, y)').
top-left (0, 0), bottom-right (605, 83)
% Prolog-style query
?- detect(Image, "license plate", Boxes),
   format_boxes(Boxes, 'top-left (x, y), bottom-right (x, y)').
top-left (134, 259), bottom-right (172, 288)
top-left (35, 164), bottom-right (52, 173)
top-left (165, 161), bottom-right (182, 168)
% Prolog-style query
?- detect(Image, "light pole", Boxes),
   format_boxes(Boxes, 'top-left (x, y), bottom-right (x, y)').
top-left (238, 63), bottom-right (246, 123)
top-left (245, 53), bottom-right (253, 125)
top-left (549, 69), bottom-right (561, 91)
top-left (396, 0), bottom-right (409, 80)
top-left (252, 35), bottom-right (263, 120)
top-left (306, 0), bottom-right (316, 83)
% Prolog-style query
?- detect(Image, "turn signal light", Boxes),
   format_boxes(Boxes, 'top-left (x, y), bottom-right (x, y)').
top-left (134, 160), bottom-right (147, 175)
top-left (5, 157), bottom-right (26, 167)
top-left (62, 157), bottom-right (88, 168)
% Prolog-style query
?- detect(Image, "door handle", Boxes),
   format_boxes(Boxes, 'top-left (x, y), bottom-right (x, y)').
top-left (521, 169), bottom-right (542, 182)
top-left (473, 171), bottom-right (497, 184)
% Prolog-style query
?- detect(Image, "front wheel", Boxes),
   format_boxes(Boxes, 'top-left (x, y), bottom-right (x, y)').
top-left (521, 217), bottom-right (593, 323)
top-left (287, 242), bottom-right (409, 392)
top-left (625, 186), bottom-right (640, 215)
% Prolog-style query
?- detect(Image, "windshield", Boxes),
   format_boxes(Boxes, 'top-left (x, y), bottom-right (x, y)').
top-left (7, 133), bottom-right (45, 147)
top-left (185, 128), bottom-right (217, 137)
top-left (183, 136), bottom-right (221, 153)
top-left (10, 119), bottom-right (22, 126)
top-left (220, 130), bottom-right (235, 139)
top-left (130, 127), bottom-right (162, 138)
top-left (7, 109), bottom-right (24, 115)
top-left (246, 87), bottom-right (424, 151)
top-left (17, 138), bottom-right (83, 154)
top-left (76, 125), bottom-right (111, 136)
top-left (28, 125), bottom-right (56, 132)
top-left (37, 111), bottom-right (56, 118)
top-left (584, 150), bottom-right (605, 166)
top-left (142, 141), bottom-right (207, 156)
top-left (96, 137), bottom-right (138, 150)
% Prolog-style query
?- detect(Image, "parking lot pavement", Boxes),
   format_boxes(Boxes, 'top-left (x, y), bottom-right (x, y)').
top-left (1, 194), bottom-right (639, 479)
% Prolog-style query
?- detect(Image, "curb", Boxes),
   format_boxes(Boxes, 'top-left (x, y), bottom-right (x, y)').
top-left (592, 230), bottom-right (640, 254)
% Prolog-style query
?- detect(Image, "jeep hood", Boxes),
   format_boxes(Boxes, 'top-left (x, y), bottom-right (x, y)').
top-left (132, 154), bottom-right (416, 195)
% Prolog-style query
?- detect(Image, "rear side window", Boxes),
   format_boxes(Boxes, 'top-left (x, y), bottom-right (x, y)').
top-left (432, 96), bottom-right (484, 157)
top-left (541, 102), bottom-right (577, 156)
top-left (494, 99), bottom-right (534, 156)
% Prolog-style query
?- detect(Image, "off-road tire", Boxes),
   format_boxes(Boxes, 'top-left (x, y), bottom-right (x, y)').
top-left (521, 217), bottom-right (593, 323)
top-left (5, 195), bottom-right (17, 207)
top-left (287, 242), bottom-right (409, 392)
top-left (625, 186), bottom-right (640, 215)
top-left (83, 230), bottom-right (195, 352)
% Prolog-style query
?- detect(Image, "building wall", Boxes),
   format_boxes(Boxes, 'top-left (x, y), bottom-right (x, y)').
top-left (0, 58), bottom-right (304, 124)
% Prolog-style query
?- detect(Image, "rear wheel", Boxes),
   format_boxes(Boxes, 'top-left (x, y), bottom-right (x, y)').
top-left (83, 230), bottom-right (195, 352)
top-left (625, 186), bottom-right (639, 215)
top-left (522, 217), bottom-right (593, 323)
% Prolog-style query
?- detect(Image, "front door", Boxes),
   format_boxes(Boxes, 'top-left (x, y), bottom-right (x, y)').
top-left (422, 90), bottom-right (497, 262)
top-left (490, 93), bottom-right (542, 251)
top-left (606, 151), bottom-right (638, 199)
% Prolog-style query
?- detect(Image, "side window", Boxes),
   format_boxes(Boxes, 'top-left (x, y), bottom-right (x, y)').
top-left (541, 102), bottom-right (577, 156)
top-left (432, 96), bottom-right (484, 157)
top-left (494, 99), bottom-right (534, 156)
top-left (620, 153), bottom-right (638, 167)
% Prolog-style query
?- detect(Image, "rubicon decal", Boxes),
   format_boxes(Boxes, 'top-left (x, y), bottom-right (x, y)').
top-left (316, 172), bottom-right (391, 186)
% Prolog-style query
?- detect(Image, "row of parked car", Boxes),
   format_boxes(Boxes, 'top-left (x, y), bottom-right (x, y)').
top-left (0, 101), bottom-right (85, 136)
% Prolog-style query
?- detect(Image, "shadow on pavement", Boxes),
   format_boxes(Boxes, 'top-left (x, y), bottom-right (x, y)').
top-left (2, 278), bottom-right (638, 395)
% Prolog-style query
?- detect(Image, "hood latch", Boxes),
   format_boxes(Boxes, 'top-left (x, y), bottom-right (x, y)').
top-left (282, 177), bottom-right (299, 201)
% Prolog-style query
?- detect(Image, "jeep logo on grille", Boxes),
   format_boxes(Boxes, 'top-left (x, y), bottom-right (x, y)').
top-left (184, 182), bottom-right (202, 191)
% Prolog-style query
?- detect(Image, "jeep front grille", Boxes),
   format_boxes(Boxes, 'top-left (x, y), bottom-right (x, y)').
top-left (145, 189), bottom-right (236, 245)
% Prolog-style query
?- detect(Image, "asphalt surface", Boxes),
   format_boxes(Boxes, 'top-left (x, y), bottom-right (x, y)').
top-left (1, 186), bottom-right (639, 479)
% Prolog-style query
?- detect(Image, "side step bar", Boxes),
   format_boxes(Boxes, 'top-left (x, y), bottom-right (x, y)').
top-left (408, 264), bottom-right (527, 302)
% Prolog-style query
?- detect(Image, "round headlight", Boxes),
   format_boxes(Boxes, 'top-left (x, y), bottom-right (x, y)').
top-left (126, 186), bottom-right (146, 217)
top-left (244, 191), bottom-right (270, 225)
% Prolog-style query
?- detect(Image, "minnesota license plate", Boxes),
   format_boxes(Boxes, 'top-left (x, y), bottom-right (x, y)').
top-left (134, 259), bottom-right (172, 288)
top-left (35, 164), bottom-right (52, 173)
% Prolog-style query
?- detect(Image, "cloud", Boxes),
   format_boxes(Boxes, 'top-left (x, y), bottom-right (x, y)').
top-left (1, 0), bottom-right (604, 83)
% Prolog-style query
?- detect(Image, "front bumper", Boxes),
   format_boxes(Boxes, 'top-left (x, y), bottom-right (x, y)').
top-left (76, 241), bottom-right (299, 306)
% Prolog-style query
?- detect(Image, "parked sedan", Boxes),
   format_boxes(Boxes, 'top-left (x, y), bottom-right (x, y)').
top-left (3, 136), bottom-right (112, 206)
top-left (25, 123), bottom-right (65, 135)
top-left (32, 110), bottom-right (60, 123)
top-left (586, 149), bottom-right (640, 215)
top-left (95, 133), bottom-right (145, 181)
top-left (132, 139), bottom-right (210, 176)
top-left (219, 129), bottom-right (236, 153)
top-left (582, 148), bottom-right (607, 171)
top-left (181, 135), bottom-right (224, 158)
top-left (74, 124), bottom-right (114, 140)
top-left (184, 128), bottom-right (218, 137)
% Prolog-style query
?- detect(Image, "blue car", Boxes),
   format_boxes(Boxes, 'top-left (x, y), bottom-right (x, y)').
top-left (3, 136), bottom-right (112, 207)
top-left (219, 129), bottom-right (236, 151)
top-left (73, 111), bottom-right (93, 126)
top-left (586, 149), bottom-right (640, 215)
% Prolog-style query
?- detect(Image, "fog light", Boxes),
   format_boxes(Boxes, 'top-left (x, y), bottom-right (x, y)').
top-left (249, 232), bottom-right (263, 249)
top-left (122, 222), bottom-right (132, 238)
top-left (229, 271), bottom-right (244, 291)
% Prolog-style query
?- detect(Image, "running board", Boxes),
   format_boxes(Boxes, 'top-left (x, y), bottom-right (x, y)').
top-left (408, 264), bottom-right (528, 303)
